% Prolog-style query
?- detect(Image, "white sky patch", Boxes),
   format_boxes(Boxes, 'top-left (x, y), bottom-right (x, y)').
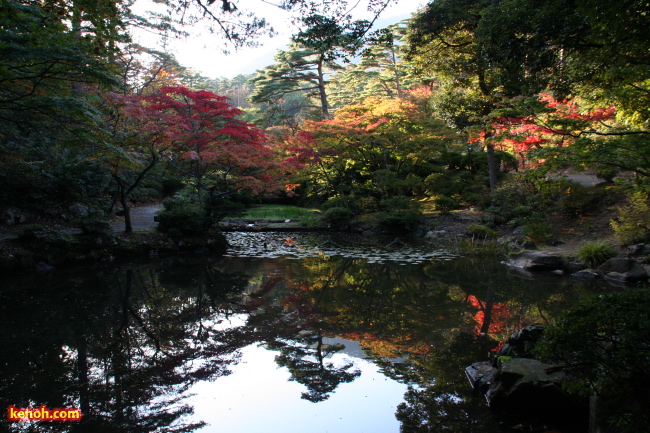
top-left (131, 0), bottom-right (425, 78)
top-left (186, 343), bottom-right (408, 433)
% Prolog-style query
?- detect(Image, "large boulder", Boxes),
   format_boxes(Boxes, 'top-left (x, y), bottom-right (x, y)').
top-left (3, 209), bottom-right (27, 226)
top-left (485, 358), bottom-right (576, 414)
top-left (495, 324), bottom-right (546, 358)
top-left (628, 243), bottom-right (650, 258)
top-left (506, 251), bottom-right (564, 271)
top-left (466, 361), bottom-right (497, 395)
top-left (467, 324), bottom-right (587, 424)
top-left (68, 203), bottom-right (90, 219)
top-left (597, 257), bottom-right (648, 283)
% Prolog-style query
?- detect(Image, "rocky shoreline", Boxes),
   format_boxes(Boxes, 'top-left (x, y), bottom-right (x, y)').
top-left (466, 324), bottom-right (589, 431)
top-left (2, 204), bottom-right (649, 281)
top-left (505, 248), bottom-right (650, 284)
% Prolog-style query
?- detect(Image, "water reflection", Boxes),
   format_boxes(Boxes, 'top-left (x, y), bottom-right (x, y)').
top-left (0, 234), bottom-right (608, 432)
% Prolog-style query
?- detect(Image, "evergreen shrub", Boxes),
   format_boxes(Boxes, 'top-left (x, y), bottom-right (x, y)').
top-left (433, 196), bottom-right (457, 214)
top-left (467, 223), bottom-right (499, 239)
top-left (536, 290), bottom-right (650, 432)
top-left (611, 191), bottom-right (650, 245)
top-left (323, 207), bottom-right (353, 227)
top-left (157, 204), bottom-right (205, 237)
top-left (374, 196), bottom-right (422, 231)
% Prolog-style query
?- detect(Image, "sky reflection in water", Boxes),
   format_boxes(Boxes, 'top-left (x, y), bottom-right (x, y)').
top-left (188, 343), bottom-right (407, 433)
top-left (0, 232), bottom-right (609, 433)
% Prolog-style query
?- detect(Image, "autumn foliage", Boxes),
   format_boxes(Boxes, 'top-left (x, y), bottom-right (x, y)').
top-left (142, 86), bottom-right (279, 202)
top-left (482, 95), bottom-right (616, 169)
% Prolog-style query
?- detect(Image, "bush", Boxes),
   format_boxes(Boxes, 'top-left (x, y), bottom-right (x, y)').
top-left (535, 290), bottom-right (650, 431)
top-left (204, 198), bottom-right (246, 224)
top-left (523, 217), bottom-right (553, 245)
top-left (433, 196), bottom-right (457, 214)
top-left (162, 190), bottom-right (198, 211)
top-left (356, 196), bottom-right (379, 214)
top-left (404, 173), bottom-right (426, 196)
top-left (130, 187), bottom-right (160, 203)
top-left (76, 217), bottom-right (114, 238)
top-left (556, 180), bottom-right (600, 217)
top-left (323, 207), bottom-right (353, 228)
top-left (576, 241), bottom-right (617, 268)
top-left (424, 172), bottom-right (452, 196)
top-left (157, 204), bottom-right (205, 237)
top-left (611, 191), bottom-right (650, 245)
top-left (17, 224), bottom-right (48, 240)
top-left (321, 196), bottom-right (354, 212)
top-left (374, 196), bottom-right (422, 231)
top-left (161, 177), bottom-right (185, 197)
top-left (467, 223), bottom-right (499, 239)
top-left (488, 176), bottom-right (538, 223)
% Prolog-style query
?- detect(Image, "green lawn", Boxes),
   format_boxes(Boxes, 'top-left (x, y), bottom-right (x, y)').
top-left (239, 205), bottom-right (321, 223)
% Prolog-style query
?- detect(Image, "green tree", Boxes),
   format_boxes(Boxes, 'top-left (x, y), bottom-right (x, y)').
top-left (251, 15), bottom-right (370, 119)
top-left (156, 0), bottom-right (393, 51)
top-left (406, 0), bottom-right (650, 193)
top-left (327, 21), bottom-right (420, 106)
top-left (405, 0), bottom-right (504, 193)
top-left (0, 1), bottom-right (127, 211)
top-left (281, 93), bottom-right (458, 207)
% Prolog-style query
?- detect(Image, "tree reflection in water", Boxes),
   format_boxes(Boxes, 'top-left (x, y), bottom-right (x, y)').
top-left (0, 250), bottom-right (606, 432)
top-left (0, 259), bottom-right (257, 432)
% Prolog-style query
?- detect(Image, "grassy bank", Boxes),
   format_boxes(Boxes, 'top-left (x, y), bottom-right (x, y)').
top-left (239, 205), bottom-right (321, 224)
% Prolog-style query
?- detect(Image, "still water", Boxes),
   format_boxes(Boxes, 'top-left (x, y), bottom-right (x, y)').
top-left (0, 232), bottom-right (609, 432)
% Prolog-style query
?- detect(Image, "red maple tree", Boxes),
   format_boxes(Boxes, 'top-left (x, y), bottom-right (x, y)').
top-left (144, 86), bottom-right (279, 205)
top-left (474, 94), bottom-right (616, 169)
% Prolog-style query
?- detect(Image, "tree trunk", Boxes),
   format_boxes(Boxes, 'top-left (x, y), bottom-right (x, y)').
top-left (486, 141), bottom-right (498, 195)
top-left (391, 47), bottom-right (403, 99)
top-left (317, 56), bottom-right (330, 119)
top-left (195, 159), bottom-right (204, 206)
top-left (479, 281), bottom-right (494, 335)
top-left (111, 174), bottom-right (133, 233)
top-left (120, 191), bottom-right (133, 233)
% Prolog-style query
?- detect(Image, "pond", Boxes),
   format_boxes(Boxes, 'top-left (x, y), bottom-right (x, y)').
top-left (0, 232), bottom-right (610, 432)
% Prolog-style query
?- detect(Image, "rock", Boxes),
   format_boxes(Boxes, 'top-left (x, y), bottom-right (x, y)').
top-left (564, 261), bottom-right (585, 274)
top-left (506, 251), bottom-right (564, 271)
top-left (572, 269), bottom-right (601, 279)
top-left (3, 209), bottom-right (27, 226)
top-left (628, 243), bottom-right (650, 257)
top-left (597, 257), bottom-right (648, 283)
top-left (513, 226), bottom-right (525, 235)
top-left (425, 230), bottom-right (447, 239)
top-left (35, 261), bottom-right (55, 273)
top-left (521, 240), bottom-right (537, 249)
top-left (68, 203), bottom-right (90, 219)
top-left (486, 358), bottom-right (574, 414)
top-left (466, 361), bottom-right (497, 394)
top-left (495, 324), bottom-right (546, 359)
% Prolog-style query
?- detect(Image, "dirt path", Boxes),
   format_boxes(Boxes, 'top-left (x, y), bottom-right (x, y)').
top-left (111, 203), bottom-right (163, 232)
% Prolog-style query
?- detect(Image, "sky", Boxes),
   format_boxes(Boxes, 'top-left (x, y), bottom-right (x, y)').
top-left (131, 0), bottom-right (426, 79)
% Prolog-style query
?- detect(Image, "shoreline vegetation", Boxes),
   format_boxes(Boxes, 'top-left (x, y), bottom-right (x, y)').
top-left (1, 196), bottom-right (645, 279)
